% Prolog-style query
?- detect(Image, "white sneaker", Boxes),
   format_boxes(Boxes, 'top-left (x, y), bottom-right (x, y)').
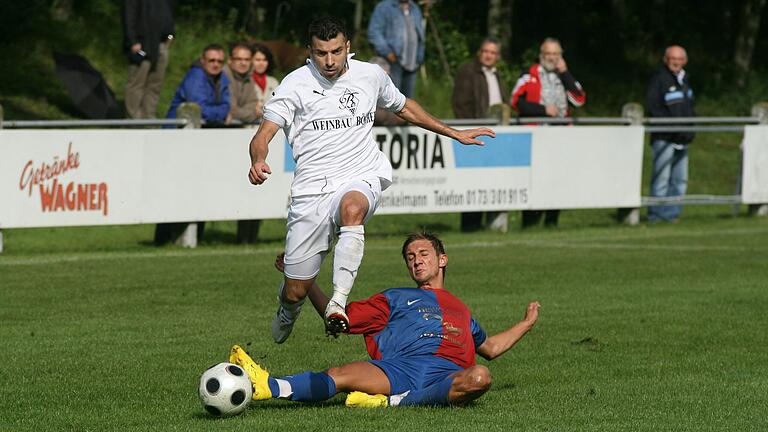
top-left (272, 305), bottom-right (300, 344)
top-left (324, 300), bottom-right (349, 337)
top-left (271, 283), bottom-right (303, 344)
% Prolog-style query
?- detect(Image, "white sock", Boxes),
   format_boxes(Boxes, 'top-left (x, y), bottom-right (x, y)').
top-left (331, 225), bottom-right (365, 307)
top-left (389, 390), bottom-right (409, 406)
top-left (274, 378), bottom-right (293, 399)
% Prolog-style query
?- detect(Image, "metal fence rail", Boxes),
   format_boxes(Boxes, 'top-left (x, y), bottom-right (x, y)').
top-left (2, 118), bottom-right (188, 128)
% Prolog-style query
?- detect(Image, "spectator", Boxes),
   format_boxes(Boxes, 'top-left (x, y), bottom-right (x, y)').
top-left (511, 37), bottom-right (586, 228)
top-left (452, 37), bottom-right (508, 231)
top-left (122, 0), bottom-right (174, 119)
top-left (166, 44), bottom-right (230, 125)
top-left (251, 44), bottom-right (280, 120)
top-left (646, 45), bottom-right (695, 223)
top-left (223, 42), bottom-right (259, 124)
top-left (368, 0), bottom-right (425, 98)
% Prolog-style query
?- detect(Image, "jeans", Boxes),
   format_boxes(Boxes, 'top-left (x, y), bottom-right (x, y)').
top-left (389, 61), bottom-right (418, 98)
top-left (648, 139), bottom-right (689, 222)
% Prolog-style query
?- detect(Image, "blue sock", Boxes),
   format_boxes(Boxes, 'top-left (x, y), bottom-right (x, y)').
top-left (396, 375), bottom-right (453, 407)
top-left (271, 372), bottom-right (337, 402)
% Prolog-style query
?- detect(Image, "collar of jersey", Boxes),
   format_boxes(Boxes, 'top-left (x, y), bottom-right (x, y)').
top-left (306, 53), bottom-right (356, 87)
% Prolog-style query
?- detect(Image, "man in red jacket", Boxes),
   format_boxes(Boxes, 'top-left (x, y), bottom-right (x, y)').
top-left (511, 38), bottom-right (586, 228)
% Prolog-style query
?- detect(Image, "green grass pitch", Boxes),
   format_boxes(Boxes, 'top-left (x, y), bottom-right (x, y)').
top-left (1, 212), bottom-right (767, 431)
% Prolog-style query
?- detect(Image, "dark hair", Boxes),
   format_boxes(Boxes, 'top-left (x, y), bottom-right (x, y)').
top-left (307, 16), bottom-right (348, 46)
top-left (202, 43), bottom-right (225, 57)
top-left (480, 36), bottom-right (501, 49)
top-left (401, 232), bottom-right (446, 261)
top-left (228, 41), bottom-right (253, 57)
top-left (251, 43), bottom-right (275, 75)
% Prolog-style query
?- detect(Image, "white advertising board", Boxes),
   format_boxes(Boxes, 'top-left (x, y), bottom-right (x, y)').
top-left (0, 126), bottom-right (644, 229)
top-left (742, 125), bottom-right (768, 204)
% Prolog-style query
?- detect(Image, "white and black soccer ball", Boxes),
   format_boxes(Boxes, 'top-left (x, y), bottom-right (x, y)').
top-left (198, 362), bottom-right (253, 417)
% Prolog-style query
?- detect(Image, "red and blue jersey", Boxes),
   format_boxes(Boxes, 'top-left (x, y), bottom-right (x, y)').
top-left (347, 287), bottom-right (487, 370)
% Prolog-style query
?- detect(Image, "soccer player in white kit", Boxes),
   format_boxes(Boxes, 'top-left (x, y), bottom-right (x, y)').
top-left (247, 16), bottom-right (495, 343)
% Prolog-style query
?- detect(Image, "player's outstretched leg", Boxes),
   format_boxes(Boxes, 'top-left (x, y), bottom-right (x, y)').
top-left (326, 225), bottom-right (365, 336)
top-left (271, 281), bottom-right (305, 344)
top-left (229, 345), bottom-right (337, 403)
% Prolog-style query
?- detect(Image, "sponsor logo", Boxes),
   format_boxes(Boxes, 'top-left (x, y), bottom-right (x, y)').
top-left (310, 111), bottom-right (375, 131)
top-left (407, 299), bottom-right (421, 306)
top-left (339, 88), bottom-right (359, 115)
top-left (17, 142), bottom-right (109, 216)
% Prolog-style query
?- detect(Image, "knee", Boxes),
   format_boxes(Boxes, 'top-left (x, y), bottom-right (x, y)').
top-left (283, 280), bottom-right (310, 302)
top-left (467, 365), bottom-right (492, 392)
top-left (340, 202), bottom-right (367, 225)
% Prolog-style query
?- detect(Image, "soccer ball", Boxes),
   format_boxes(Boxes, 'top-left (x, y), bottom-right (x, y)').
top-left (198, 362), bottom-right (253, 417)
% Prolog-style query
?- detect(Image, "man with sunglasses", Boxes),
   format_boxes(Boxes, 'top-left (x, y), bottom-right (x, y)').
top-left (223, 42), bottom-right (260, 125)
top-left (166, 44), bottom-right (231, 125)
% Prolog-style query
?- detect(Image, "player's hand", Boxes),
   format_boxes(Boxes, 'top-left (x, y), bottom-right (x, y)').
top-left (556, 58), bottom-right (568, 73)
top-left (455, 127), bottom-right (495, 146)
top-left (386, 52), bottom-right (397, 63)
top-left (248, 161), bottom-right (271, 185)
top-left (130, 43), bottom-right (142, 53)
top-left (274, 253), bottom-right (285, 273)
top-left (523, 301), bottom-right (540, 326)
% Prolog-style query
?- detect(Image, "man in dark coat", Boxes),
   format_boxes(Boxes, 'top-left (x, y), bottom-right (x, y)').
top-left (452, 38), bottom-right (509, 231)
top-left (646, 45), bottom-right (696, 223)
top-left (122, 0), bottom-right (175, 119)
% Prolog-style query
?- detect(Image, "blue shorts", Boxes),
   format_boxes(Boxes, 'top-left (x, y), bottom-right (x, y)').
top-left (370, 356), bottom-right (463, 394)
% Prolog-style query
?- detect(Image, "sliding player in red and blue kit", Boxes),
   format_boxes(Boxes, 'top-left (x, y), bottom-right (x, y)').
top-left (229, 232), bottom-right (541, 407)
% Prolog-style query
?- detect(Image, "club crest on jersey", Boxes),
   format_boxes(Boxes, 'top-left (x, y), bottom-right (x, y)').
top-left (339, 88), bottom-right (359, 115)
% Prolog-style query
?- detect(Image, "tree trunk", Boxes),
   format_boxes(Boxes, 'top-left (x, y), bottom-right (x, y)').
top-left (487, 0), bottom-right (513, 62)
top-left (734, 0), bottom-right (766, 88)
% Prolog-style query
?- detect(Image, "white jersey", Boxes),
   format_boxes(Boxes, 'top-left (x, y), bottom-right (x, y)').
top-left (263, 55), bottom-right (406, 197)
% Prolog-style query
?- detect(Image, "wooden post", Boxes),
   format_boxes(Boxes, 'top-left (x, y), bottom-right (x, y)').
top-left (154, 103), bottom-right (201, 248)
top-left (616, 102), bottom-right (643, 225)
top-left (485, 103), bottom-right (510, 233)
top-left (1, 103), bottom-right (4, 253)
top-left (747, 102), bottom-right (768, 216)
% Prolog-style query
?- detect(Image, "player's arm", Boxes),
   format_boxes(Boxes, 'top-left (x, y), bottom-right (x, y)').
top-left (396, 98), bottom-right (496, 145)
top-left (247, 120), bottom-right (280, 185)
top-left (476, 301), bottom-right (540, 360)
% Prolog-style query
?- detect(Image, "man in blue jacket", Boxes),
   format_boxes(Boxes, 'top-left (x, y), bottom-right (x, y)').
top-left (166, 44), bottom-right (230, 125)
top-left (367, 0), bottom-right (425, 98)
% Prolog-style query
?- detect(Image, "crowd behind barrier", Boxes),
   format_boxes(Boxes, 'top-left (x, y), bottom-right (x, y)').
top-left (1, 102), bottom-right (767, 254)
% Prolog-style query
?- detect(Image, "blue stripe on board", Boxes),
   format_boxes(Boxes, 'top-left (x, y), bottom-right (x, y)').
top-left (452, 132), bottom-right (531, 167)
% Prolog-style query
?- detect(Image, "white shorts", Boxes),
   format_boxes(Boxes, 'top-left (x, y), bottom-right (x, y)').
top-left (283, 176), bottom-right (383, 280)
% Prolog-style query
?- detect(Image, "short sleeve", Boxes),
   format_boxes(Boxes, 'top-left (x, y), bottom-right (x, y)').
top-left (262, 83), bottom-right (295, 128)
top-left (346, 293), bottom-right (391, 334)
top-left (470, 317), bottom-right (487, 348)
top-left (375, 66), bottom-right (406, 112)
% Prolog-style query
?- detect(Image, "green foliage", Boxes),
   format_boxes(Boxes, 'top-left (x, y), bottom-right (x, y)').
top-left (2, 0), bottom-right (768, 120)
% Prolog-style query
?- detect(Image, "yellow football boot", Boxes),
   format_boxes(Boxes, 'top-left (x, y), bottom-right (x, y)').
top-left (229, 345), bottom-right (272, 401)
top-left (345, 391), bottom-right (389, 408)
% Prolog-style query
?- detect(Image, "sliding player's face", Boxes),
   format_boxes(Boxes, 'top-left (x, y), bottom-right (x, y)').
top-left (309, 34), bottom-right (350, 80)
top-left (405, 239), bottom-right (447, 285)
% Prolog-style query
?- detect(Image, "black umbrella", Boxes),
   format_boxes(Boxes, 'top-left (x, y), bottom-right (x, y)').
top-left (53, 52), bottom-right (123, 119)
